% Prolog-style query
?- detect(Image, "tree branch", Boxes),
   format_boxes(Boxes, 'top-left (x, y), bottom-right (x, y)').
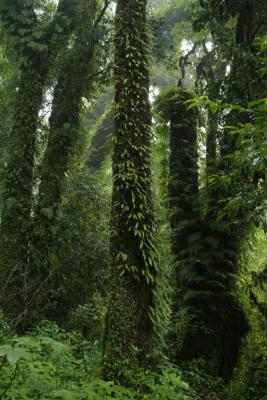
top-left (178, 42), bottom-right (200, 88)
top-left (94, 0), bottom-right (111, 28)
top-left (41, 0), bottom-right (78, 54)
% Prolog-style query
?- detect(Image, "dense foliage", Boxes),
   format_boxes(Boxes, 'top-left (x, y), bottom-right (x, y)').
top-left (0, 0), bottom-right (266, 399)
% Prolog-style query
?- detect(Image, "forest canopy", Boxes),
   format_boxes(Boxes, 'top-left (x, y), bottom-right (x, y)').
top-left (0, 0), bottom-right (266, 399)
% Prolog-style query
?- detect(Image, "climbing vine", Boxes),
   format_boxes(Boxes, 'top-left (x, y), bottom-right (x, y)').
top-left (102, 0), bottom-right (158, 382)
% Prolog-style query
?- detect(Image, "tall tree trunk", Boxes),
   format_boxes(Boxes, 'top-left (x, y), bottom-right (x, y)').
top-left (102, 0), bottom-right (157, 382)
top-left (156, 87), bottom-right (247, 380)
top-left (31, 0), bottom-right (99, 319)
top-left (0, 64), bottom-right (45, 327)
top-left (199, 0), bottom-right (259, 380)
top-left (0, 0), bottom-right (77, 328)
top-left (157, 88), bottom-right (212, 365)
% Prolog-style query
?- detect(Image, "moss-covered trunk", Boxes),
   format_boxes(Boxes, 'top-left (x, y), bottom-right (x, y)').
top-left (157, 87), bottom-right (247, 380)
top-left (202, 0), bottom-right (260, 379)
top-left (0, 64), bottom-right (46, 326)
top-left (31, 1), bottom-right (97, 318)
top-left (0, 0), bottom-right (77, 327)
top-left (161, 89), bottom-right (210, 363)
top-left (177, 0), bottom-right (259, 380)
top-left (102, 0), bottom-right (157, 382)
top-left (168, 89), bottom-right (199, 267)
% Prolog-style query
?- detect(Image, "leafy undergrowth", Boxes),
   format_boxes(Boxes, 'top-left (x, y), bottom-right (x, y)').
top-left (181, 360), bottom-right (226, 400)
top-left (0, 320), bottom-right (193, 400)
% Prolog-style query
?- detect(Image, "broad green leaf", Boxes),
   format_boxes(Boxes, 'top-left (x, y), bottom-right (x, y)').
top-left (0, 344), bottom-right (32, 364)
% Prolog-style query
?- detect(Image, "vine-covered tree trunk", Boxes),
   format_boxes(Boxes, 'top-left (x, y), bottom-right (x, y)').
top-left (156, 88), bottom-right (208, 363)
top-left (155, 87), bottom-right (247, 379)
top-left (0, 64), bottom-right (46, 325)
top-left (164, 89), bottom-right (199, 327)
top-left (31, 0), bottom-right (99, 318)
top-left (102, 0), bottom-right (157, 382)
top-left (168, 89), bottom-right (199, 265)
top-left (196, 0), bottom-right (261, 380)
top-left (215, 2), bottom-right (265, 378)
top-left (0, 0), bottom-right (77, 327)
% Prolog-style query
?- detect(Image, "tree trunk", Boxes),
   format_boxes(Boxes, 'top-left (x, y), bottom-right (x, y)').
top-left (31, 0), bottom-right (98, 319)
top-left (0, 0), bottom-right (77, 328)
top-left (1, 66), bottom-right (44, 324)
top-left (102, 0), bottom-right (157, 382)
top-left (0, 64), bottom-right (45, 328)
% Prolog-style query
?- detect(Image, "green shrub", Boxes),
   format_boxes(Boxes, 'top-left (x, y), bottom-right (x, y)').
top-left (181, 360), bottom-right (226, 400)
top-left (0, 321), bottom-right (193, 400)
top-left (227, 329), bottom-right (267, 400)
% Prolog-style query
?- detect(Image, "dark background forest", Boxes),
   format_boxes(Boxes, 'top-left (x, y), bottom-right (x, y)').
top-left (0, 0), bottom-right (266, 399)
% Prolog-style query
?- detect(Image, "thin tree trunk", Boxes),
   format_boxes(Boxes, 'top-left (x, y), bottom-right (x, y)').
top-left (206, 109), bottom-right (217, 175)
